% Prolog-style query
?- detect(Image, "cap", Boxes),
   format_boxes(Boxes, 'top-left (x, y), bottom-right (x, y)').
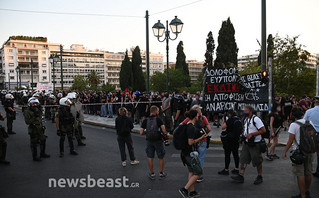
top-left (191, 105), bottom-right (202, 110)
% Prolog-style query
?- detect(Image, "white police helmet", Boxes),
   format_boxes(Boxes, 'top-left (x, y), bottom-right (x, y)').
top-left (5, 94), bottom-right (14, 100)
top-left (49, 94), bottom-right (56, 100)
top-left (66, 92), bottom-right (77, 100)
top-left (28, 97), bottom-right (36, 103)
top-left (59, 97), bottom-right (72, 106)
top-left (29, 98), bottom-right (40, 106)
top-left (57, 93), bottom-right (63, 98)
top-left (32, 92), bottom-right (40, 97)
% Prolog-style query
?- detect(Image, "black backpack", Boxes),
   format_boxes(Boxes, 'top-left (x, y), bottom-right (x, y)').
top-left (296, 120), bottom-right (318, 154)
top-left (146, 117), bottom-right (161, 141)
top-left (233, 119), bottom-right (243, 137)
top-left (251, 115), bottom-right (270, 139)
top-left (173, 124), bottom-right (189, 150)
top-left (116, 116), bottom-right (132, 137)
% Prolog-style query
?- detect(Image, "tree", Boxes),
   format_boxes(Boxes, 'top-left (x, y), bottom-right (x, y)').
top-left (71, 75), bottom-right (88, 91)
top-left (203, 31), bottom-right (215, 69)
top-left (150, 68), bottom-right (191, 92)
top-left (175, 41), bottom-right (190, 87)
top-left (214, 17), bottom-right (238, 68)
top-left (272, 35), bottom-right (313, 97)
top-left (131, 46), bottom-right (146, 91)
top-left (120, 50), bottom-right (133, 90)
top-left (258, 34), bottom-right (274, 65)
top-left (88, 70), bottom-right (100, 89)
top-left (101, 83), bottom-right (116, 92)
top-left (239, 60), bottom-right (260, 75)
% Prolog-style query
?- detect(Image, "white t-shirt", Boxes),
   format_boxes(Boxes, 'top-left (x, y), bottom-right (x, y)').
top-left (288, 119), bottom-right (315, 150)
top-left (244, 115), bottom-right (264, 142)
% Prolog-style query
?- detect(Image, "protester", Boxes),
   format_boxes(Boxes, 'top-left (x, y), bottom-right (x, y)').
top-left (179, 109), bottom-right (208, 198)
top-left (115, 107), bottom-right (139, 167)
top-left (283, 108), bottom-right (316, 198)
top-left (303, 96), bottom-right (319, 178)
top-left (219, 109), bottom-right (242, 175)
top-left (231, 105), bottom-right (266, 185)
top-left (140, 106), bottom-right (167, 180)
top-left (267, 103), bottom-right (283, 160)
top-left (181, 105), bottom-right (211, 183)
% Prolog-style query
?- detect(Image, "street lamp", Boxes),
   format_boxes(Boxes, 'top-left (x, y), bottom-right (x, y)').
top-left (15, 66), bottom-right (20, 90)
top-left (49, 53), bottom-right (59, 94)
top-left (152, 16), bottom-right (183, 92)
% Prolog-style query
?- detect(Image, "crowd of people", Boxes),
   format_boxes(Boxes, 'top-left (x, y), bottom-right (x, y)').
top-left (0, 89), bottom-right (318, 198)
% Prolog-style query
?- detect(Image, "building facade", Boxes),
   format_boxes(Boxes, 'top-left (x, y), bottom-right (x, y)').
top-left (187, 60), bottom-right (204, 83)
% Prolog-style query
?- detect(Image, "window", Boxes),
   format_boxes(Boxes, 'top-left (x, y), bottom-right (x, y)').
top-left (42, 57), bottom-right (46, 61)
top-left (8, 49), bottom-right (13, 53)
top-left (43, 70), bottom-right (47, 74)
top-left (9, 63), bottom-right (14, 67)
top-left (10, 76), bottom-right (14, 80)
top-left (10, 70), bottom-right (14, 73)
top-left (42, 51), bottom-right (46, 54)
top-left (9, 56), bottom-right (14, 60)
top-left (43, 76), bottom-right (47, 80)
top-left (42, 64), bottom-right (47, 67)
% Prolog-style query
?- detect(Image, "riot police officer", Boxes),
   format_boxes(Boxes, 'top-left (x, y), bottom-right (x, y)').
top-left (0, 112), bottom-right (9, 165)
top-left (67, 92), bottom-right (86, 146)
top-left (3, 94), bottom-right (16, 135)
top-left (56, 97), bottom-right (78, 157)
top-left (23, 98), bottom-right (50, 161)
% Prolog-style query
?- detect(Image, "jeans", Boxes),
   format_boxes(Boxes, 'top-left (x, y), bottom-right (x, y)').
top-left (108, 104), bottom-right (113, 117)
top-left (117, 135), bottom-right (135, 162)
top-left (197, 141), bottom-right (207, 168)
top-left (101, 104), bottom-right (107, 117)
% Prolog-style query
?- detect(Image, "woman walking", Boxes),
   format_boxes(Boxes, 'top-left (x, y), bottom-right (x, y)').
top-left (267, 104), bottom-right (283, 160)
top-left (115, 107), bottom-right (139, 167)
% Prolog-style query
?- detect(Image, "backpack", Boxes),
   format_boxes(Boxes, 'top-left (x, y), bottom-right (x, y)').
top-left (296, 120), bottom-right (318, 154)
top-left (145, 117), bottom-right (161, 141)
top-left (173, 124), bottom-right (189, 150)
top-left (233, 119), bottom-right (243, 137)
top-left (116, 116), bottom-right (132, 137)
top-left (251, 115), bottom-right (270, 139)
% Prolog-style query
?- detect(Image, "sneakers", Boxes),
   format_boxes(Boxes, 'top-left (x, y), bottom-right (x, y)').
top-left (0, 159), bottom-right (10, 165)
top-left (231, 175), bottom-right (244, 183)
top-left (231, 169), bottom-right (239, 175)
top-left (179, 188), bottom-right (188, 198)
top-left (70, 150), bottom-right (78, 155)
top-left (189, 191), bottom-right (200, 198)
top-left (254, 175), bottom-right (263, 185)
top-left (148, 173), bottom-right (156, 180)
top-left (218, 169), bottom-right (229, 175)
top-left (265, 155), bottom-right (274, 161)
top-left (130, 160), bottom-right (140, 165)
top-left (122, 161), bottom-right (127, 167)
top-left (159, 172), bottom-right (167, 179)
top-left (196, 176), bottom-right (204, 183)
top-left (271, 154), bottom-right (280, 159)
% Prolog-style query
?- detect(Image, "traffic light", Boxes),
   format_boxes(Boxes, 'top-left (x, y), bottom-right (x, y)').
top-left (261, 70), bottom-right (269, 84)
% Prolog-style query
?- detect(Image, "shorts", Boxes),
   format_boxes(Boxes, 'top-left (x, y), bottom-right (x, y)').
top-left (240, 144), bottom-right (263, 167)
top-left (145, 140), bottom-right (165, 159)
top-left (292, 153), bottom-right (314, 177)
top-left (181, 153), bottom-right (203, 176)
top-left (273, 128), bottom-right (281, 138)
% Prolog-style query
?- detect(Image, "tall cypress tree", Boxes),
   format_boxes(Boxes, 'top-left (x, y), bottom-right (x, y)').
top-left (204, 31), bottom-right (215, 69)
top-left (119, 50), bottom-right (133, 90)
top-left (214, 17), bottom-right (238, 68)
top-left (131, 46), bottom-right (146, 91)
top-left (175, 41), bottom-right (190, 86)
top-left (258, 34), bottom-right (275, 65)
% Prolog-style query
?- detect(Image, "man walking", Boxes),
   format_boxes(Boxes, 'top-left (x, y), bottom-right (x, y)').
top-left (304, 96), bottom-right (319, 178)
top-left (140, 106), bottom-right (167, 180)
top-left (231, 106), bottom-right (266, 184)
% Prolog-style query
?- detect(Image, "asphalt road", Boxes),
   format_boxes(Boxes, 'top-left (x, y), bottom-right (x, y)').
top-left (0, 108), bottom-right (318, 198)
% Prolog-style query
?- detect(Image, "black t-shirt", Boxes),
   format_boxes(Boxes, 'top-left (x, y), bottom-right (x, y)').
top-left (182, 123), bottom-right (195, 154)
top-left (269, 112), bottom-right (282, 128)
top-left (141, 116), bottom-right (164, 130)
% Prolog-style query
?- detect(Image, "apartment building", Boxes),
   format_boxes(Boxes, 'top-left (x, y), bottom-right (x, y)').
top-left (104, 51), bottom-right (124, 90)
top-left (0, 36), bottom-right (51, 89)
top-left (187, 60), bottom-right (204, 83)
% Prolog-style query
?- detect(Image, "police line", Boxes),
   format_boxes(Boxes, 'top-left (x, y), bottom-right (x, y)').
top-left (17, 100), bottom-right (163, 108)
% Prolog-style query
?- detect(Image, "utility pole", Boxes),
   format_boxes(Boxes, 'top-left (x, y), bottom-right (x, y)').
top-left (60, 45), bottom-right (64, 90)
top-left (166, 20), bottom-right (170, 93)
top-left (316, 57), bottom-right (319, 96)
top-left (261, 0), bottom-right (267, 72)
top-left (268, 57), bottom-right (273, 112)
top-left (8, 73), bottom-right (10, 90)
top-left (31, 59), bottom-right (34, 91)
top-left (145, 10), bottom-right (150, 93)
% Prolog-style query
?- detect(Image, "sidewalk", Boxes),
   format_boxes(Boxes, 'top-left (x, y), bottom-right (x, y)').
top-left (83, 114), bottom-right (289, 145)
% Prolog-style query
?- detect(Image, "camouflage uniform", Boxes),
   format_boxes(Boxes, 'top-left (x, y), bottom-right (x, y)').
top-left (23, 106), bottom-right (47, 160)
top-left (56, 106), bottom-right (75, 154)
top-left (3, 99), bottom-right (15, 134)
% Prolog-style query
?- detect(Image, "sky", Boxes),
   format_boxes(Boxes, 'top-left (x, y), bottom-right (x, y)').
top-left (0, 0), bottom-right (319, 62)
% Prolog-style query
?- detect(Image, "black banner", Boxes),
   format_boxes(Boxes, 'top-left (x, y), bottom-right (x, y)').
top-left (203, 68), bottom-right (269, 112)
